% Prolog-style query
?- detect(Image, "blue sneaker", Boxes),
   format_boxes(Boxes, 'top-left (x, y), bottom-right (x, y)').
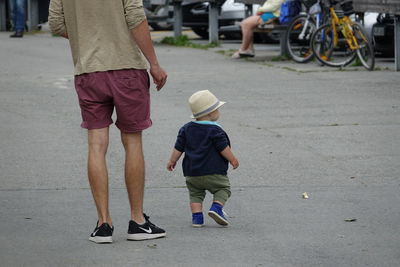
top-left (192, 212), bottom-right (204, 227)
top-left (208, 202), bottom-right (229, 226)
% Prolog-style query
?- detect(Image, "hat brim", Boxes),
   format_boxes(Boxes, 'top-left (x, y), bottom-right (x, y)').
top-left (191, 101), bottom-right (226, 119)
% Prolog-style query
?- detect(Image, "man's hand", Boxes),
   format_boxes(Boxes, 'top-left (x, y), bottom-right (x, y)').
top-left (150, 65), bottom-right (167, 91)
top-left (130, 20), bottom-right (167, 90)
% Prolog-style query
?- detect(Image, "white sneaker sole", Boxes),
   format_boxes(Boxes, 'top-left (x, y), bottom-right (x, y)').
top-left (127, 233), bottom-right (166, 241)
top-left (208, 211), bottom-right (229, 226)
top-left (89, 236), bottom-right (113, 244)
top-left (192, 224), bottom-right (204, 228)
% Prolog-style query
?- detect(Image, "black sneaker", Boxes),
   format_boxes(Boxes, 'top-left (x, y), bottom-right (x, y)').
top-left (127, 214), bottom-right (166, 241)
top-left (10, 31), bottom-right (23, 38)
top-left (89, 222), bottom-right (114, 244)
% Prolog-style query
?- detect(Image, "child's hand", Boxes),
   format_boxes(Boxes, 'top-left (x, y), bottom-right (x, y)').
top-left (167, 160), bottom-right (176, 171)
top-left (230, 158), bottom-right (239, 169)
top-left (167, 149), bottom-right (183, 171)
top-left (220, 147), bottom-right (239, 169)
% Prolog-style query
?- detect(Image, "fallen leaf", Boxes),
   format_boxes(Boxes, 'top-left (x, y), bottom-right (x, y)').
top-left (344, 218), bottom-right (357, 222)
top-left (302, 192), bottom-right (309, 199)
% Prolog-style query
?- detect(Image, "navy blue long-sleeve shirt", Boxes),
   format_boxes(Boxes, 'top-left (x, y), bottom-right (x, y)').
top-left (174, 121), bottom-right (230, 177)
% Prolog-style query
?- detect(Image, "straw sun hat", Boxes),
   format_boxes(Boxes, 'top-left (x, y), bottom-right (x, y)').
top-left (189, 90), bottom-right (226, 119)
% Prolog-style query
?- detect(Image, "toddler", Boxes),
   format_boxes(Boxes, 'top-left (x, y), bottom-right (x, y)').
top-left (167, 90), bottom-right (239, 227)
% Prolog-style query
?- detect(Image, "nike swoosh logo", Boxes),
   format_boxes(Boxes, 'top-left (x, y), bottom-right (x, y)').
top-left (138, 227), bottom-right (152, 234)
top-left (92, 229), bottom-right (99, 236)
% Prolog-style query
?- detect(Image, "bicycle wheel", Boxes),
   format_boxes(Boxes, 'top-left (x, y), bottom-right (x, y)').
top-left (352, 22), bottom-right (375, 71)
top-left (311, 23), bottom-right (356, 68)
top-left (286, 15), bottom-right (316, 63)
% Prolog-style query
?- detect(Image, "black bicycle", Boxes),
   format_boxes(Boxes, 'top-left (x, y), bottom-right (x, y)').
top-left (286, 0), bottom-right (329, 63)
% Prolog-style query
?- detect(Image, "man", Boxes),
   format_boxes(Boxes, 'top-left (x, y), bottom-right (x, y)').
top-left (9, 0), bottom-right (26, 37)
top-left (49, 0), bottom-right (167, 244)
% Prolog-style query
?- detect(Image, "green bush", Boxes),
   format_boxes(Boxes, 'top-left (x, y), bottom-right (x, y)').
top-left (160, 35), bottom-right (219, 50)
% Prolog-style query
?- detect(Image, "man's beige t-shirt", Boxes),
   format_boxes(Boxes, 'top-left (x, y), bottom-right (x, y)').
top-left (49, 0), bottom-right (148, 75)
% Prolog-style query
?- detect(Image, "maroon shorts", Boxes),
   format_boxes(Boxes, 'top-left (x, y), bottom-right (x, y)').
top-left (74, 69), bottom-right (151, 132)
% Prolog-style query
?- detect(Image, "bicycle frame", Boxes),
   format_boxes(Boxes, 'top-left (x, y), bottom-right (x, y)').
top-left (299, 0), bottom-right (325, 39)
top-left (329, 7), bottom-right (363, 50)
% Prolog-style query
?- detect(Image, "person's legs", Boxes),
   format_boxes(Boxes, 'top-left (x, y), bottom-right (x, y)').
top-left (240, 15), bottom-right (262, 52)
top-left (122, 131), bottom-right (166, 240)
top-left (74, 72), bottom-right (115, 243)
top-left (186, 176), bottom-right (207, 227)
top-left (110, 69), bottom-right (165, 240)
top-left (13, 0), bottom-right (25, 31)
top-left (9, 0), bottom-right (23, 37)
top-left (11, 0), bottom-right (16, 28)
top-left (121, 131), bottom-right (146, 224)
top-left (206, 175), bottom-right (231, 225)
top-left (186, 176), bottom-right (207, 213)
top-left (208, 178), bottom-right (231, 207)
top-left (87, 127), bottom-right (112, 227)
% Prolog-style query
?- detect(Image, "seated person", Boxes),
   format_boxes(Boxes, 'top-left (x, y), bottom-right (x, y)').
top-left (232, 0), bottom-right (284, 59)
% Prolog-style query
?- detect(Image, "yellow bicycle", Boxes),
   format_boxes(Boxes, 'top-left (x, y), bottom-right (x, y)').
top-left (311, 0), bottom-right (375, 70)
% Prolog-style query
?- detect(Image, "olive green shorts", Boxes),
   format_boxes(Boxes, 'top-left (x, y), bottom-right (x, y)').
top-left (185, 174), bottom-right (231, 204)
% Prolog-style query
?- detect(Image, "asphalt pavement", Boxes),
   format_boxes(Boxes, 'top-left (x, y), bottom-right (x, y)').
top-left (0, 30), bottom-right (399, 267)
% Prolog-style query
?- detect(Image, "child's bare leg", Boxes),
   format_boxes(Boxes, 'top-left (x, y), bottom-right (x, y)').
top-left (190, 202), bottom-right (203, 213)
top-left (212, 200), bottom-right (224, 206)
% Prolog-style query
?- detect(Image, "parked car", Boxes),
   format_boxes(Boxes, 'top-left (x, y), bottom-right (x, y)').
top-left (372, 13), bottom-right (395, 56)
top-left (182, 0), bottom-right (280, 42)
top-left (143, 0), bottom-right (174, 31)
top-left (363, 12), bottom-right (379, 39)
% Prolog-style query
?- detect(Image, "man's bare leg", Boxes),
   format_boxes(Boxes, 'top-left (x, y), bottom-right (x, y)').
top-left (121, 131), bottom-right (146, 224)
top-left (88, 127), bottom-right (112, 226)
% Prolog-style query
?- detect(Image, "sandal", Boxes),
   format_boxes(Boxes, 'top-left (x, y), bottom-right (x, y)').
top-left (232, 50), bottom-right (255, 59)
top-left (239, 52), bottom-right (255, 58)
